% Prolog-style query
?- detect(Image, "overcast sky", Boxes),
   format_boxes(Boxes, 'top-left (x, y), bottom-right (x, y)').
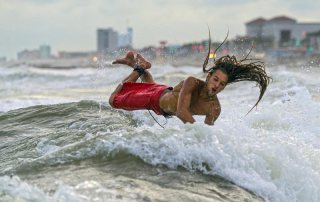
top-left (1, 0), bottom-right (319, 59)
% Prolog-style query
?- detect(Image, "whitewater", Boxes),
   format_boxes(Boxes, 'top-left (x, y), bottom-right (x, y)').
top-left (0, 60), bottom-right (319, 202)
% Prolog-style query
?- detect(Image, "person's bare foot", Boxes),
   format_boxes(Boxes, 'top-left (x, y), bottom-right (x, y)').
top-left (136, 53), bottom-right (151, 69)
top-left (112, 51), bottom-right (135, 67)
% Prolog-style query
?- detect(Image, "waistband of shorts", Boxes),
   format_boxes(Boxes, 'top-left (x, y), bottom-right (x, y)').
top-left (159, 87), bottom-right (174, 117)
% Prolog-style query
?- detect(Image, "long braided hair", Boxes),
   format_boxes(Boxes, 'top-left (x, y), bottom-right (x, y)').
top-left (203, 30), bottom-right (271, 114)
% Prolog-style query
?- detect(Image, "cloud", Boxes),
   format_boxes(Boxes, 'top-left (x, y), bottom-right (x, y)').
top-left (0, 0), bottom-right (320, 59)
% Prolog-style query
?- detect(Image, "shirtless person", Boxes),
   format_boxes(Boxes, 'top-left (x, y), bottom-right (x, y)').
top-left (109, 51), bottom-right (270, 125)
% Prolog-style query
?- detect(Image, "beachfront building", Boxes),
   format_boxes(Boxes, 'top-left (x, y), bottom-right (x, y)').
top-left (246, 16), bottom-right (320, 48)
top-left (118, 27), bottom-right (133, 49)
top-left (97, 28), bottom-right (118, 53)
top-left (39, 45), bottom-right (51, 59)
top-left (305, 30), bottom-right (320, 54)
top-left (0, 57), bottom-right (6, 62)
top-left (17, 49), bottom-right (40, 60)
top-left (58, 51), bottom-right (96, 59)
top-left (97, 27), bottom-right (133, 53)
top-left (17, 45), bottom-right (52, 60)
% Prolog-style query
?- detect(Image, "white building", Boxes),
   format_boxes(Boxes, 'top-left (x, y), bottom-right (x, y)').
top-left (97, 28), bottom-right (118, 52)
top-left (246, 16), bottom-right (320, 48)
top-left (306, 31), bottom-right (320, 53)
top-left (118, 27), bottom-right (133, 48)
top-left (39, 45), bottom-right (51, 59)
top-left (17, 49), bottom-right (40, 60)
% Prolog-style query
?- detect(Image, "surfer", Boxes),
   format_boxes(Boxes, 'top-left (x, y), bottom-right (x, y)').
top-left (109, 50), bottom-right (270, 125)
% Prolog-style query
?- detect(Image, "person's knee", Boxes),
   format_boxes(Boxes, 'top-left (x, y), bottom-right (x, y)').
top-left (109, 83), bottom-right (123, 108)
top-left (109, 95), bottom-right (115, 107)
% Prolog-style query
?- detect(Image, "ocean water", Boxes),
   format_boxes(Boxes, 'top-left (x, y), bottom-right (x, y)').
top-left (0, 61), bottom-right (319, 202)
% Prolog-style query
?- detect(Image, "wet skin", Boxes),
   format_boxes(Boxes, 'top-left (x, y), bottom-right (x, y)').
top-left (110, 52), bottom-right (228, 125)
top-left (159, 70), bottom-right (228, 125)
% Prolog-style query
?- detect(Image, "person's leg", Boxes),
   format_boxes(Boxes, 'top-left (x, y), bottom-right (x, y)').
top-left (140, 70), bottom-right (154, 83)
top-left (136, 53), bottom-right (154, 83)
top-left (109, 71), bottom-right (140, 107)
top-left (112, 51), bottom-right (136, 67)
top-left (109, 52), bottom-right (155, 107)
top-left (112, 52), bottom-right (155, 83)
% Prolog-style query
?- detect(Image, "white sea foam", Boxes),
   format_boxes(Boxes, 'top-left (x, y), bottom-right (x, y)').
top-left (97, 97), bottom-right (320, 202)
top-left (0, 175), bottom-right (51, 201)
top-left (0, 99), bottom-right (69, 112)
top-left (1, 63), bottom-right (319, 202)
top-left (94, 72), bottom-right (319, 202)
top-left (0, 176), bottom-right (117, 202)
top-left (11, 86), bottom-right (319, 202)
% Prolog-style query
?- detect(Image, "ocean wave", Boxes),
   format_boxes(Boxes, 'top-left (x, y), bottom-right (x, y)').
top-left (0, 81), bottom-right (319, 202)
top-left (0, 175), bottom-right (116, 202)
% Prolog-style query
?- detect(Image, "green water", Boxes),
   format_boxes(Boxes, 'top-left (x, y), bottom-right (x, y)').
top-left (0, 101), bottom-right (263, 201)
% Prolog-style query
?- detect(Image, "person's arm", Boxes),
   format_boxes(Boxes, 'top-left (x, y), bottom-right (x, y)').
top-left (204, 103), bottom-right (221, 125)
top-left (176, 77), bottom-right (198, 124)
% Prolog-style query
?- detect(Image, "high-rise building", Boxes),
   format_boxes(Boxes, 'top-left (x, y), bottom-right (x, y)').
top-left (39, 45), bottom-right (51, 59)
top-left (118, 27), bottom-right (133, 48)
top-left (127, 27), bottom-right (133, 46)
top-left (97, 28), bottom-right (118, 52)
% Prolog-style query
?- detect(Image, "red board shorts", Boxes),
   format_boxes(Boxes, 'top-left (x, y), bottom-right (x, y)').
top-left (113, 82), bottom-right (170, 115)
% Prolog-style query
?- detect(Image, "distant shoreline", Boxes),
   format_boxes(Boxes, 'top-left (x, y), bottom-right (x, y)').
top-left (1, 52), bottom-right (318, 69)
